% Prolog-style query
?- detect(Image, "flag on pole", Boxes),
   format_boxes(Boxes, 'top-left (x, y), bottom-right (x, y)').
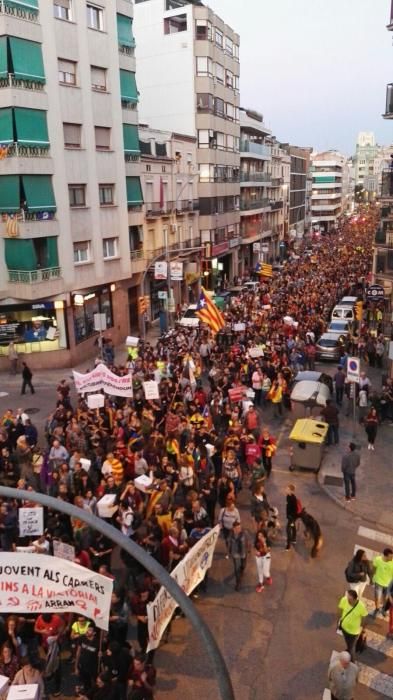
top-left (196, 287), bottom-right (225, 333)
top-left (258, 263), bottom-right (273, 278)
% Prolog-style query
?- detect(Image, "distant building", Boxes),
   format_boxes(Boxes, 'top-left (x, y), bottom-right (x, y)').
top-left (353, 132), bottom-right (378, 199)
top-left (281, 145), bottom-right (312, 238)
top-left (311, 151), bottom-right (350, 232)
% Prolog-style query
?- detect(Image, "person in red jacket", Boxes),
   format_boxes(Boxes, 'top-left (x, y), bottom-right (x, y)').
top-left (160, 525), bottom-right (188, 572)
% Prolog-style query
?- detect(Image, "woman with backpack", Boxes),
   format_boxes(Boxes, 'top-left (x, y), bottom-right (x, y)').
top-left (344, 549), bottom-right (373, 600)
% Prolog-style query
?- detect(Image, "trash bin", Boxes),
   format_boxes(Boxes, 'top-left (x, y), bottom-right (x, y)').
top-left (290, 380), bottom-right (330, 420)
top-left (289, 418), bottom-right (329, 472)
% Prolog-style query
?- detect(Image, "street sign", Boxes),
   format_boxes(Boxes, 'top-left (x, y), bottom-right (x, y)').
top-left (347, 357), bottom-right (360, 383)
top-left (366, 284), bottom-right (385, 300)
top-left (158, 290), bottom-right (168, 299)
top-left (154, 261), bottom-right (167, 280)
top-left (253, 242), bottom-right (261, 252)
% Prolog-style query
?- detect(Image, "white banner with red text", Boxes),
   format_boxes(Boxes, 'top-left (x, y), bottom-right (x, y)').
top-left (0, 554), bottom-right (113, 630)
top-left (147, 525), bottom-right (220, 651)
top-left (73, 363), bottom-right (133, 398)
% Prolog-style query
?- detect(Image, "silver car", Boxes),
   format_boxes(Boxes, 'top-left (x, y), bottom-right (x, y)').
top-left (315, 332), bottom-right (345, 361)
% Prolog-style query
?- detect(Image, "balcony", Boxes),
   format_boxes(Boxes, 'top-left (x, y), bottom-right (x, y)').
top-left (1, 143), bottom-right (50, 158)
top-left (0, 73), bottom-right (44, 91)
top-left (8, 267), bottom-right (61, 283)
top-left (240, 197), bottom-right (271, 212)
top-left (383, 84), bottom-right (393, 118)
top-left (240, 140), bottom-right (271, 159)
top-left (240, 172), bottom-right (271, 184)
top-left (145, 200), bottom-right (199, 218)
top-left (270, 199), bottom-right (284, 210)
top-left (270, 177), bottom-right (284, 187)
top-left (381, 169), bottom-right (393, 198)
top-left (375, 228), bottom-right (393, 246)
top-left (6, 267), bottom-right (63, 299)
top-left (0, 0), bottom-right (39, 22)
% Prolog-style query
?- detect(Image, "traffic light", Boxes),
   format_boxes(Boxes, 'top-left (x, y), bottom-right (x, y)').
top-left (138, 296), bottom-right (148, 315)
top-left (355, 301), bottom-right (363, 322)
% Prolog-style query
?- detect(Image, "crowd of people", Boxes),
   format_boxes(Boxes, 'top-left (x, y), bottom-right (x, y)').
top-left (0, 206), bottom-right (391, 699)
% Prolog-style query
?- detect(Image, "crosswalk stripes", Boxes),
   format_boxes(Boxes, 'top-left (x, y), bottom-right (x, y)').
top-left (324, 525), bottom-right (393, 698)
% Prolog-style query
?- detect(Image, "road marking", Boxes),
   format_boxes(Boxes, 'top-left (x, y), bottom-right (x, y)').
top-left (353, 544), bottom-right (380, 561)
top-left (357, 526), bottom-right (393, 548)
top-left (366, 629), bottom-right (393, 658)
top-left (322, 690), bottom-right (331, 700)
top-left (329, 650), bottom-right (393, 698)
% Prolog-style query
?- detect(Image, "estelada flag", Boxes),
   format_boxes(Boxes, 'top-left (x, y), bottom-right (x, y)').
top-left (196, 287), bottom-right (225, 333)
top-left (259, 263), bottom-right (273, 278)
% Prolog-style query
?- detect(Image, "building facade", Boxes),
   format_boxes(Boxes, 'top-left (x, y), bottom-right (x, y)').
top-left (138, 125), bottom-right (200, 324)
top-left (281, 144), bottom-right (312, 239)
top-left (134, 0), bottom-right (241, 285)
top-left (0, 0), bottom-right (143, 368)
top-left (311, 151), bottom-right (348, 233)
top-left (353, 132), bottom-right (378, 197)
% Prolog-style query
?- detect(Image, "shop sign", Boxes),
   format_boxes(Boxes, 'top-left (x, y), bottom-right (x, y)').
top-left (229, 237), bottom-right (240, 248)
top-left (366, 285), bottom-right (385, 300)
top-left (154, 261), bottom-right (168, 280)
top-left (253, 242), bottom-right (261, 252)
top-left (170, 261), bottom-right (183, 281)
top-left (211, 242), bottom-right (229, 257)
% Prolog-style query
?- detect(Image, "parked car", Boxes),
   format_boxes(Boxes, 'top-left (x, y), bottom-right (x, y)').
top-left (327, 320), bottom-right (351, 338)
top-left (315, 332), bottom-right (345, 361)
top-left (178, 305), bottom-right (199, 327)
top-left (293, 370), bottom-right (333, 394)
top-left (242, 280), bottom-right (260, 293)
top-left (331, 305), bottom-right (355, 322)
top-left (339, 296), bottom-right (358, 306)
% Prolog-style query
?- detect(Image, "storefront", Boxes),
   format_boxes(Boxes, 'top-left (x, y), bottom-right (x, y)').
top-left (71, 286), bottom-right (113, 344)
top-left (0, 300), bottom-right (67, 356)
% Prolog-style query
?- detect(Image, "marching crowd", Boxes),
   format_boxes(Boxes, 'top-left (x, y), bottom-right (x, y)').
top-left (0, 206), bottom-right (392, 700)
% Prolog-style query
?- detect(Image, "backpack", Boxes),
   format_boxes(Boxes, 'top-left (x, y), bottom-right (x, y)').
top-left (296, 497), bottom-right (303, 516)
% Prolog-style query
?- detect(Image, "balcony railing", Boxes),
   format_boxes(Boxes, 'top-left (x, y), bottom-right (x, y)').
top-left (2, 143), bottom-right (50, 158)
top-left (0, 74), bottom-right (45, 91)
top-left (270, 199), bottom-right (284, 210)
top-left (384, 84), bottom-right (393, 118)
top-left (240, 172), bottom-right (271, 183)
top-left (381, 169), bottom-right (393, 198)
top-left (125, 153), bottom-right (140, 162)
top-left (118, 43), bottom-right (135, 55)
top-left (130, 249), bottom-right (146, 261)
top-left (146, 200), bottom-right (199, 216)
top-left (240, 198), bottom-right (271, 211)
top-left (8, 267), bottom-right (61, 284)
top-left (0, 0), bottom-right (39, 21)
top-left (240, 140), bottom-right (271, 158)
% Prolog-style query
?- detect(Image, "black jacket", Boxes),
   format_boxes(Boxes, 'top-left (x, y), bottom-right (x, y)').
top-left (345, 557), bottom-right (372, 583)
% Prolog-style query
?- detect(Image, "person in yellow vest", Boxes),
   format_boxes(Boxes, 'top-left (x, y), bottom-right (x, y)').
top-left (101, 452), bottom-right (124, 486)
top-left (269, 379), bottom-right (283, 418)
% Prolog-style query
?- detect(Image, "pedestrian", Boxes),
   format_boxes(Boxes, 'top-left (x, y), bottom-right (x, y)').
top-left (227, 520), bottom-right (248, 591)
top-left (341, 442), bottom-right (360, 502)
top-left (258, 428), bottom-right (276, 477)
top-left (21, 362), bottom-right (35, 395)
top-left (337, 589), bottom-right (367, 662)
top-left (364, 407), bottom-right (378, 450)
top-left (285, 484), bottom-right (300, 551)
top-left (254, 529), bottom-right (272, 592)
top-left (387, 578), bottom-right (393, 639)
top-left (328, 650), bottom-right (358, 700)
top-left (7, 342), bottom-right (18, 375)
top-left (372, 547), bottom-right (393, 618)
top-left (321, 399), bottom-right (339, 445)
top-left (344, 549), bottom-right (372, 600)
top-left (218, 496), bottom-right (241, 558)
top-left (334, 366), bottom-right (345, 407)
top-left (270, 379), bottom-right (283, 418)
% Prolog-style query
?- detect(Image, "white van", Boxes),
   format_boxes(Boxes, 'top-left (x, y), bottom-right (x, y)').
top-left (331, 305), bottom-right (355, 321)
top-left (339, 296), bottom-right (357, 306)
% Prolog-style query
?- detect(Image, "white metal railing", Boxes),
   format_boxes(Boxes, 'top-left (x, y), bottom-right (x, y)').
top-left (0, 74), bottom-right (44, 91)
top-left (2, 143), bottom-right (50, 158)
top-left (0, 1), bottom-right (39, 21)
top-left (8, 268), bottom-right (61, 284)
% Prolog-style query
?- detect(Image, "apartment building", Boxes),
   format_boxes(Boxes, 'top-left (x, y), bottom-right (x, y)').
top-left (0, 0), bottom-right (143, 368)
top-left (354, 132), bottom-right (378, 195)
top-left (266, 137), bottom-right (290, 258)
top-left (311, 151), bottom-right (348, 233)
top-left (281, 144), bottom-right (312, 238)
top-left (134, 0), bottom-right (241, 284)
top-left (137, 125), bottom-right (200, 324)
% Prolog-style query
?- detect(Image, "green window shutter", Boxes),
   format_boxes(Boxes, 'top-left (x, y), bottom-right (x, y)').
top-left (9, 38), bottom-right (45, 83)
top-left (117, 14), bottom-right (135, 48)
top-left (0, 175), bottom-right (20, 213)
top-left (120, 70), bottom-right (138, 103)
top-left (0, 108), bottom-right (14, 144)
top-left (22, 175), bottom-right (56, 212)
top-left (0, 37), bottom-right (8, 80)
top-left (5, 239), bottom-right (37, 271)
top-left (126, 177), bottom-right (143, 205)
top-left (122, 124), bottom-right (140, 154)
top-left (46, 237), bottom-right (59, 268)
top-left (14, 108), bottom-right (49, 146)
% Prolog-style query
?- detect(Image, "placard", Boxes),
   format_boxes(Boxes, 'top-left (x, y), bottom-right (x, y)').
top-left (18, 507), bottom-right (44, 538)
top-left (87, 393), bottom-right (105, 409)
top-left (143, 380), bottom-right (160, 400)
top-left (233, 322), bottom-right (246, 332)
top-left (248, 347), bottom-right (264, 358)
top-left (53, 540), bottom-right (75, 562)
top-left (154, 261), bottom-right (167, 280)
top-left (170, 261), bottom-right (183, 281)
top-left (228, 386), bottom-right (245, 402)
top-left (126, 336), bottom-right (139, 347)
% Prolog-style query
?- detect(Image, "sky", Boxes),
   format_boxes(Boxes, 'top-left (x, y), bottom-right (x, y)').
top-left (208, 0), bottom-right (393, 155)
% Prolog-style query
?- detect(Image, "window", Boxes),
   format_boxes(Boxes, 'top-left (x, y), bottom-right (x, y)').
top-left (91, 66), bottom-right (107, 91)
top-left (225, 69), bottom-right (234, 88)
top-left (164, 13), bottom-right (187, 34)
top-left (215, 28), bottom-right (223, 48)
top-left (103, 237), bottom-right (118, 259)
top-left (199, 164), bottom-right (214, 183)
top-left (73, 241), bottom-right (90, 263)
top-left (195, 19), bottom-right (212, 40)
top-left (58, 58), bottom-right (76, 85)
top-left (146, 164), bottom-right (151, 172)
top-left (95, 127), bottom-right (110, 151)
top-left (226, 102), bottom-right (234, 120)
top-left (216, 132), bottom-right (225, 150)
top-left (87, 3), bottom-right (104, 31)
top-left (162, 166), bottom-right (166, 173)
top-left (53, 0), bottom-right (72, 21)
top-left (225, 36), bottom-right (233, 56)
top-left (69, 185), bottom-right (86, 207)
top-left (99, 185), bottom-right (114, 205)
top-left (196, 56), bottom-right (213, 76)
top-left (215, 63), bottom-right (224, 84)
top-left (63, 123), bottom-right (81, 148)
top-left (214, 97), bottom-right (224, 117)
top-left (156, 142), bottom-right (167, 157)
top-left (197, 93), bottom-right (213, 112)
top-left (226, 134), bottom-right (234, 151)
top-left (198, 129), bottom-right (213, 149)
top-left (165, 0), bottom-right (184, 8)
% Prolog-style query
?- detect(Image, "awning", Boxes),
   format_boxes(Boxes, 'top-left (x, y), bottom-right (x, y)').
top-left (126, 176), bottom-right (143, 205)
top-left (122, 124), bottom-right (140, 154)
top-left (4, 0), bottom-right (39, 9)
top-left (0, 37), bottom-right (7, 80)
top-left (0, 176), bottom-right (20, 213)
top-left (8, 37), bottom-right (45, 83)
top-left (22, 175), bottom-right (56, 212)
top-left (117, 13), bottom-right (135, 48)
top-left (0, 108), bottom-right (14, 144)
top-left (120, 70), bottom-right (138, 103)
top-left (5, 239), bottom-right (37, 271)
top-left (46, 237), bottom-right (59, 268)
top-left (14, 108), bottom-right (49, 146)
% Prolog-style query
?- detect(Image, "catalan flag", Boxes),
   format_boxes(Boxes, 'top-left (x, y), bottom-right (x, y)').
top-left (258, 263), bottom-right (273, 278)
top-left (196, 287), bottom-right (225, 333)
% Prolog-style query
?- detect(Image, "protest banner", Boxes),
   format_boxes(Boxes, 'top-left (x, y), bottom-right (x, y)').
top-left (147, 525), bottom-right (220, 651)
top-left (18, 507), bottom-right (44, 538)
top-left (73, 363), bottom-right (133, 398)
top-left (0, 554), bottom-right (112, 630)
top-left (143, 380), bottom-right (160, 400)
top-left (53, 540), bottom-right (75, 562)
top-left (228, 386), bottom-right (245, 402)
top-left (248, 347), bottom-right (264, 358)
top-left (233, 322), bottom-right (246, 332)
